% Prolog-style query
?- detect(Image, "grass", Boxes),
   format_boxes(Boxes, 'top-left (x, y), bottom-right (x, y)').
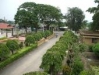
top-left (0, 37), bottom-right (7, 40)
top-left (91, 66), bottom-right (99, 75)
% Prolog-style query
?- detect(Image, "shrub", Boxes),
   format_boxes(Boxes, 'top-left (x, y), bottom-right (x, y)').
top-left (0, 43), bottom-right (10, 61)
top-left (80, 70), bottom-right (95, 75)
top-left (19, 42), bottom-right (24, 48)
top-left (25, 35), bottom-right (35, 46)
top-left (23, 71), bottom-right (48, 75)
top-left (72, 57), bottom-right (84, 75)
top-left (88, 45), bottom-right (93, 52)
top-left (0, 44), bottom-right (37, 69)
top-left (62, 65), bottom-right (71, 75)
top-left (92, 43), bottom-right (99, 57)
top-left (6, 40), bottom-right (19, 54)
top-left (79, 43), bottom-right (88, 52)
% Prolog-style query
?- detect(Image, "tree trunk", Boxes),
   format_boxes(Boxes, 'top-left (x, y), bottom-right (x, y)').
top-left (49, 64), bottom-right (55, 75)
top-left (25, 27), bottom-right (27, 33)
top-left (11, 50), bottom-right (14, 54)
top-left (47, 25), bottom-right (50, 30)
top-left (6, 29), bottom-right (8, 37)
top-left (12, 28), bottom-right (13, 36)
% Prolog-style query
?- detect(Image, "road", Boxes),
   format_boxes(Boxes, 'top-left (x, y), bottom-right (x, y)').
top-left (0, 31), bottom-right (64, 75)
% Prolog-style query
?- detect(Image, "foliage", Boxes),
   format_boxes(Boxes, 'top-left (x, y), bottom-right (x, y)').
top-left (15, 2), bottom-right (38, 33)
top-left (40, 51), bottom-right (63, 75)
top-left (6, 40), bottom-right (19, 54)
top-left (40, 31), bottom-right (78, 75)
top-left (80, 70), bottom-right (95, 75)
top-left (65, 7), bottom-right (85, 31)
top-left (25, 35), bottom-right (35, 46)
top-left (92, 43), bottom-right (99, 57)
top-left (37, 4), bottom-right (63, 30)
top-left (15, 2), bottom-right (63, 32)
top-left (19, 42), bottom-right (24, 48)
top-left (91, 66), bottom-right (99, 75)
top-left (87, 0), bottom-right (99, 31)
top-left (88, 45), bottom-right (93, 52)
top-left (23, 71), bottom-right (48, 75)
top-left (72, 57), bottom-right (84, 75)
top-left (0, 43), bottom-right (10, 61)
top-left (79, 43), bottom-right (88, 52)
top-left (0, 44), bottom-right (37, 69)
top-left (62, 65), bottom-right (71, 75)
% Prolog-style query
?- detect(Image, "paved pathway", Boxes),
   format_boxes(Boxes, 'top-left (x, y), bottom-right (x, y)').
top-left (0, 31), bottom-right (64, 75)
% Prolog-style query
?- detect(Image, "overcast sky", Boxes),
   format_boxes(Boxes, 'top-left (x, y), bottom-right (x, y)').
top-left (0, 0), bottom-right (96, 22)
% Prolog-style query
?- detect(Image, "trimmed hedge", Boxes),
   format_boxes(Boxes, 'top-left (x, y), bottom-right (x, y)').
top-left (23, 71), bottom-right (48, 75)
top-left (0, 44), bottom-right (37, 69)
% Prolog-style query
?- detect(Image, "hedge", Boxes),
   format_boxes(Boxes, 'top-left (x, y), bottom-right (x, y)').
top-left (0, 44), bottom-right (37, 69)
top-left (23, 71), bottom-right (48, 75)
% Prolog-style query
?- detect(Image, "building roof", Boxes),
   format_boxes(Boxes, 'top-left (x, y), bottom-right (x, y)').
top-left (80, 30), bottom-right (99, 36)
top-left (0, 23), bottom-right (13, 29)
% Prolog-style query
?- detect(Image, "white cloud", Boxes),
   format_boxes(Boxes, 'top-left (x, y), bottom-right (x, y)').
top-left (0, 0), bottom-right (96, 22)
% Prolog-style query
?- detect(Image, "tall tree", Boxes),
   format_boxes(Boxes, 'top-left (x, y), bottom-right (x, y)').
top-left (65, 7), bottom-right (85, 32)
top-left (14, 2), bottom-right (38, 33)
top-left (36, 4), bottom-right (63, 30)
top-left (87, 0), bottom-right (99, 31)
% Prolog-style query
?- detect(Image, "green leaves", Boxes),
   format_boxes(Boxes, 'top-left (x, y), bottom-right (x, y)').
top-left (23, 71), bottom-right (48, 75)
top-left (87, 0), bottom-right (99, 31)
top-left (92, 43), bottom-right (99, 57)
top-left (40, 31), bottom-right (77, 74)
top-left (65, 7), bottom-right (85, 31)
top-left (0, 43), bottom-right (10, 60)
top-left (6, 40), bottom-right (19, 54)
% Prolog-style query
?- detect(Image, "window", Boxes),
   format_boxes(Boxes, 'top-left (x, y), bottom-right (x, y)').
top-left (92, 38), bottom-right (97, 43)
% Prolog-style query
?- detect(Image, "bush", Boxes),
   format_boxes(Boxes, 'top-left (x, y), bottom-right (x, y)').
top-left (25, 35), bottom-right (35, 46)
top-left (79, 43), bottom-right (88, 52)
top-left (0, 44), bottom-right (37, 69)
top-left (19, 42), bottom-right (24, 48)
top-left (62, 65), bottom-right (71, 75)
top-left (92, 43), bottom-right (99, 57)
top-left (80, 70), bottom-right (95, 75)
top-left (72, 57), bottom-right (84, 75)
top-left (23, 71), bottom-right (48, 75)
top-left (0, 43), bottom-right (10, 61)
top-left (88, 45), bottom-right (93, 52)
top-left (6, 40), bottom-right (19, 54)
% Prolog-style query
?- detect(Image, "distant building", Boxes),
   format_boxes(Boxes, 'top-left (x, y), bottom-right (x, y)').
top-left (0, 23), bottom-right (14, 37)
top-left (80, 30), bottom-right (99, 45)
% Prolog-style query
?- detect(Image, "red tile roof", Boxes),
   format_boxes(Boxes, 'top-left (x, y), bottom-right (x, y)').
top-left (0, 23), bottom-right (13, 29)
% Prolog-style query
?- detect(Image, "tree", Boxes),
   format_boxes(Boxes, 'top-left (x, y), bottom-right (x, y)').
top-left (36, 4), bottom-right (63, 30)
top-left (87, 0), bottom-right (99, 31)
top-left (25, 35), bottom-right (35, 46)
top-left (0, 43), bottom-right (10, 61)
top-left (65, 7), bottom-right (85, 31)
top-left (14, 2), bottom-right (38, 33)
top-left (6, 40), bottom-right (19, 54)
top-left (40, 51), bottom-right (63, 75)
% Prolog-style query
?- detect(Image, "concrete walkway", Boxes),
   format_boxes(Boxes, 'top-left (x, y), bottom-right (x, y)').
top-left (0, 31), bottom-right (64, 75)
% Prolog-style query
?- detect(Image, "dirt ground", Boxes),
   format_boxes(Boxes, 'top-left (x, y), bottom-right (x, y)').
top-left (80, 52), bottom-right (99, 70)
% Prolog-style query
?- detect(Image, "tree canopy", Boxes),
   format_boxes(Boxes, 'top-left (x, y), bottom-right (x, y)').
top-left (65, 7), bottom-right (85, 31)
top-left (0, 43), bottom-right (10, 60)
top-left (87, 0), bottom-right (99, 31)
top-left (15, 2), bottom-right (38, 33)
top-left (15, 2), bottom-right (63, 32)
